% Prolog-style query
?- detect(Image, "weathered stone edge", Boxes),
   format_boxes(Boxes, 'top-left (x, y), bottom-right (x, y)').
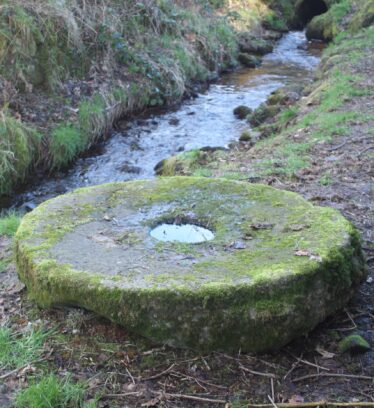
top-left (14, 180), bottom-right (368, 352)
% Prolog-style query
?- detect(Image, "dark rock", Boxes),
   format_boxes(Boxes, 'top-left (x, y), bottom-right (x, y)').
top-left (248, 103), bottom-right (281, 127)
top-left (233, 105), bottom-right (253, 120)
top-left (118, 163), bottom-right (141, 174)
top-left (268, 89), bottom-right (300, 106)
top-left (168, 117), bottom-right (180, 126)
top-left (21, 201), bottom-right (37, 212)
top-left (238, 33), bottom-right (273, 55)
top-left (238, 53), bottom-right (262, 68)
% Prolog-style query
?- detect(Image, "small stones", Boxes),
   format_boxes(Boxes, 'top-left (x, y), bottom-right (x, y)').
top-left (338, 334), bottom-right (371, 354)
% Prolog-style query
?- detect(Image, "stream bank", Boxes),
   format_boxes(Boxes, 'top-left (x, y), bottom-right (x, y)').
top-left (0, 0), bottom-right (301, 199)
top-left (10, 31), bottom-right (321, 209)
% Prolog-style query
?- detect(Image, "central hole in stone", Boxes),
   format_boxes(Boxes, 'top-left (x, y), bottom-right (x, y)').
top-left (150, 223), bottom-right (215, 243)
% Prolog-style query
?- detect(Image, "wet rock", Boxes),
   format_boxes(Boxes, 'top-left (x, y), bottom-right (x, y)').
top-left (248, 103), bottom-right (281, 127)
top-left (238, 53), bottom-right (262, 68)
top-left (306, 14), bottom-right (333, 42)
top-left (117, 163), bottom-right (141, 174)
top-left (168, 117), bottom-right (180, 126)
top-left (238, 33), bottom-right (273, 55)
top-left (263, 31), bottom-right (283, 41)
top-left (268, 89), bottom-right (300, 106)
top-left (338, 334), bottom-right (371, 354)
top-left (233, 105), bottom-right (252, 120)
top-left (20, 201), bottom-right (37, 212)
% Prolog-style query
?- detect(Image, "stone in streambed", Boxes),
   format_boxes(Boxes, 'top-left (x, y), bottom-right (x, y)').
top-left (238, 53), bottom-right (262, 68)
top-left (233, 105), bottom-right (252, 120)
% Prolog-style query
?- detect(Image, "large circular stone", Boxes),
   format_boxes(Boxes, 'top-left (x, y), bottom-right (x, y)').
top-left (15, 177), bottom-right (366, 352)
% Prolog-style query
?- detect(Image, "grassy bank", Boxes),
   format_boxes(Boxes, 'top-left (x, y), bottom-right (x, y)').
top-left (157, 0), bottom-right (373, 181)
top-left (0, 0), bottom-right (297, 197)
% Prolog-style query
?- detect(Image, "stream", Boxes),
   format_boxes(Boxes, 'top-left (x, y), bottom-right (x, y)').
top-left (13, 31), bottom-right (321, 209)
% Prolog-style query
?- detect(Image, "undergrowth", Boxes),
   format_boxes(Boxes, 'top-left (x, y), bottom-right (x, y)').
top-left (0, 327), bottom-right (49, 370)
top-left (0, 211), bottom-right (21, 237)
top-left (0, 111), bottom-right (40, 195)
top-left (15, 374), bottom-right (94, 408)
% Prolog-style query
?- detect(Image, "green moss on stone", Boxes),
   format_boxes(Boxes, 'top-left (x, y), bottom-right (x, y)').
top-left (14, 177), bottom-right (367, 352)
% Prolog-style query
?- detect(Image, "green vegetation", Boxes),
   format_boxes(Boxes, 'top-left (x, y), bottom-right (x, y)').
top-left (0, 211), bottom-right (21, 237)
top-left (0, 111), bottom-right (40, 195)
top-left (0, 0), bottom-right (295, 195)
top-left (306, 0), bottom-right (352, 41)
top-left (0, 327), bottom-right (49, 370)
top-left (15, 374), bottom-right (93, 408)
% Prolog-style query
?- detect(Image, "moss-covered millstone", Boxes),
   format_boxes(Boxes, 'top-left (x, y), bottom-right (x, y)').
top-left (15, 177), bottom-right (367, 352)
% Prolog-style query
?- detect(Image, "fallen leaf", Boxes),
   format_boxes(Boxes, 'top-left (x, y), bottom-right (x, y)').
top-left (316, 346), bottom-right (335, 359)
top-left (288, 395), bottom-right (304, 404)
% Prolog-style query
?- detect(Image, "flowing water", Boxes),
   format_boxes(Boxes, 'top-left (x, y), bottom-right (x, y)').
top-left (13, 31), bottom-right (321, 208)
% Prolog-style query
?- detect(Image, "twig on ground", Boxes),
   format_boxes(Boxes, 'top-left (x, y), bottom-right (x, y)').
top-left (247, 402), bottom-right (374, 408)
top-left (239, 364), bottom-right (276, 379)
top-left (270, 377), bottom-right (275, 402)
top-left (284, 354), bottom-right (303, 379)
top-left (357, 145), bottom-right (374, 157)
top-left (0, 358), bottom-right (44, 380)
top-left (140, 363), bottom-right (175, 381)
top-left (170, 370), bottom-right (229, 390)
top-left (292, 373), bottom-right (373, 383)
top-left (286, 352), bottom-right (330, 372)
top-left (126, 367), bottom-right (135, 384)
top-left (268, 394), bottom-right (279, 408)
top-left (329, 140), bottom-right (348, 151)
top-left (152, 391), bottom-right (227, 404)
top-left (104, 392), bottom-right (142, 398)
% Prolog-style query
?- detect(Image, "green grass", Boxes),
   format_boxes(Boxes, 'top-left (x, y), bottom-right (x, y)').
top-left (319, 174), bottom-right (333, 186)
top-left (50, 125), bottom-right (84, 170)
top-left (0, 327), bottom-right (50, 370)
top-left (15, 374), bottom-right (94, 408)
top-left (0, 211), bottom-right (21, 237)
top-left (0, 258), bottom-right (11, 273)
top-left (0, 112), bottom-right (41, 195)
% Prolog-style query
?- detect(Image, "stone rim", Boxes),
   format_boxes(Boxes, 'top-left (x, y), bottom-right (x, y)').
top-left (15, 177), bottom-right (367, 352)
